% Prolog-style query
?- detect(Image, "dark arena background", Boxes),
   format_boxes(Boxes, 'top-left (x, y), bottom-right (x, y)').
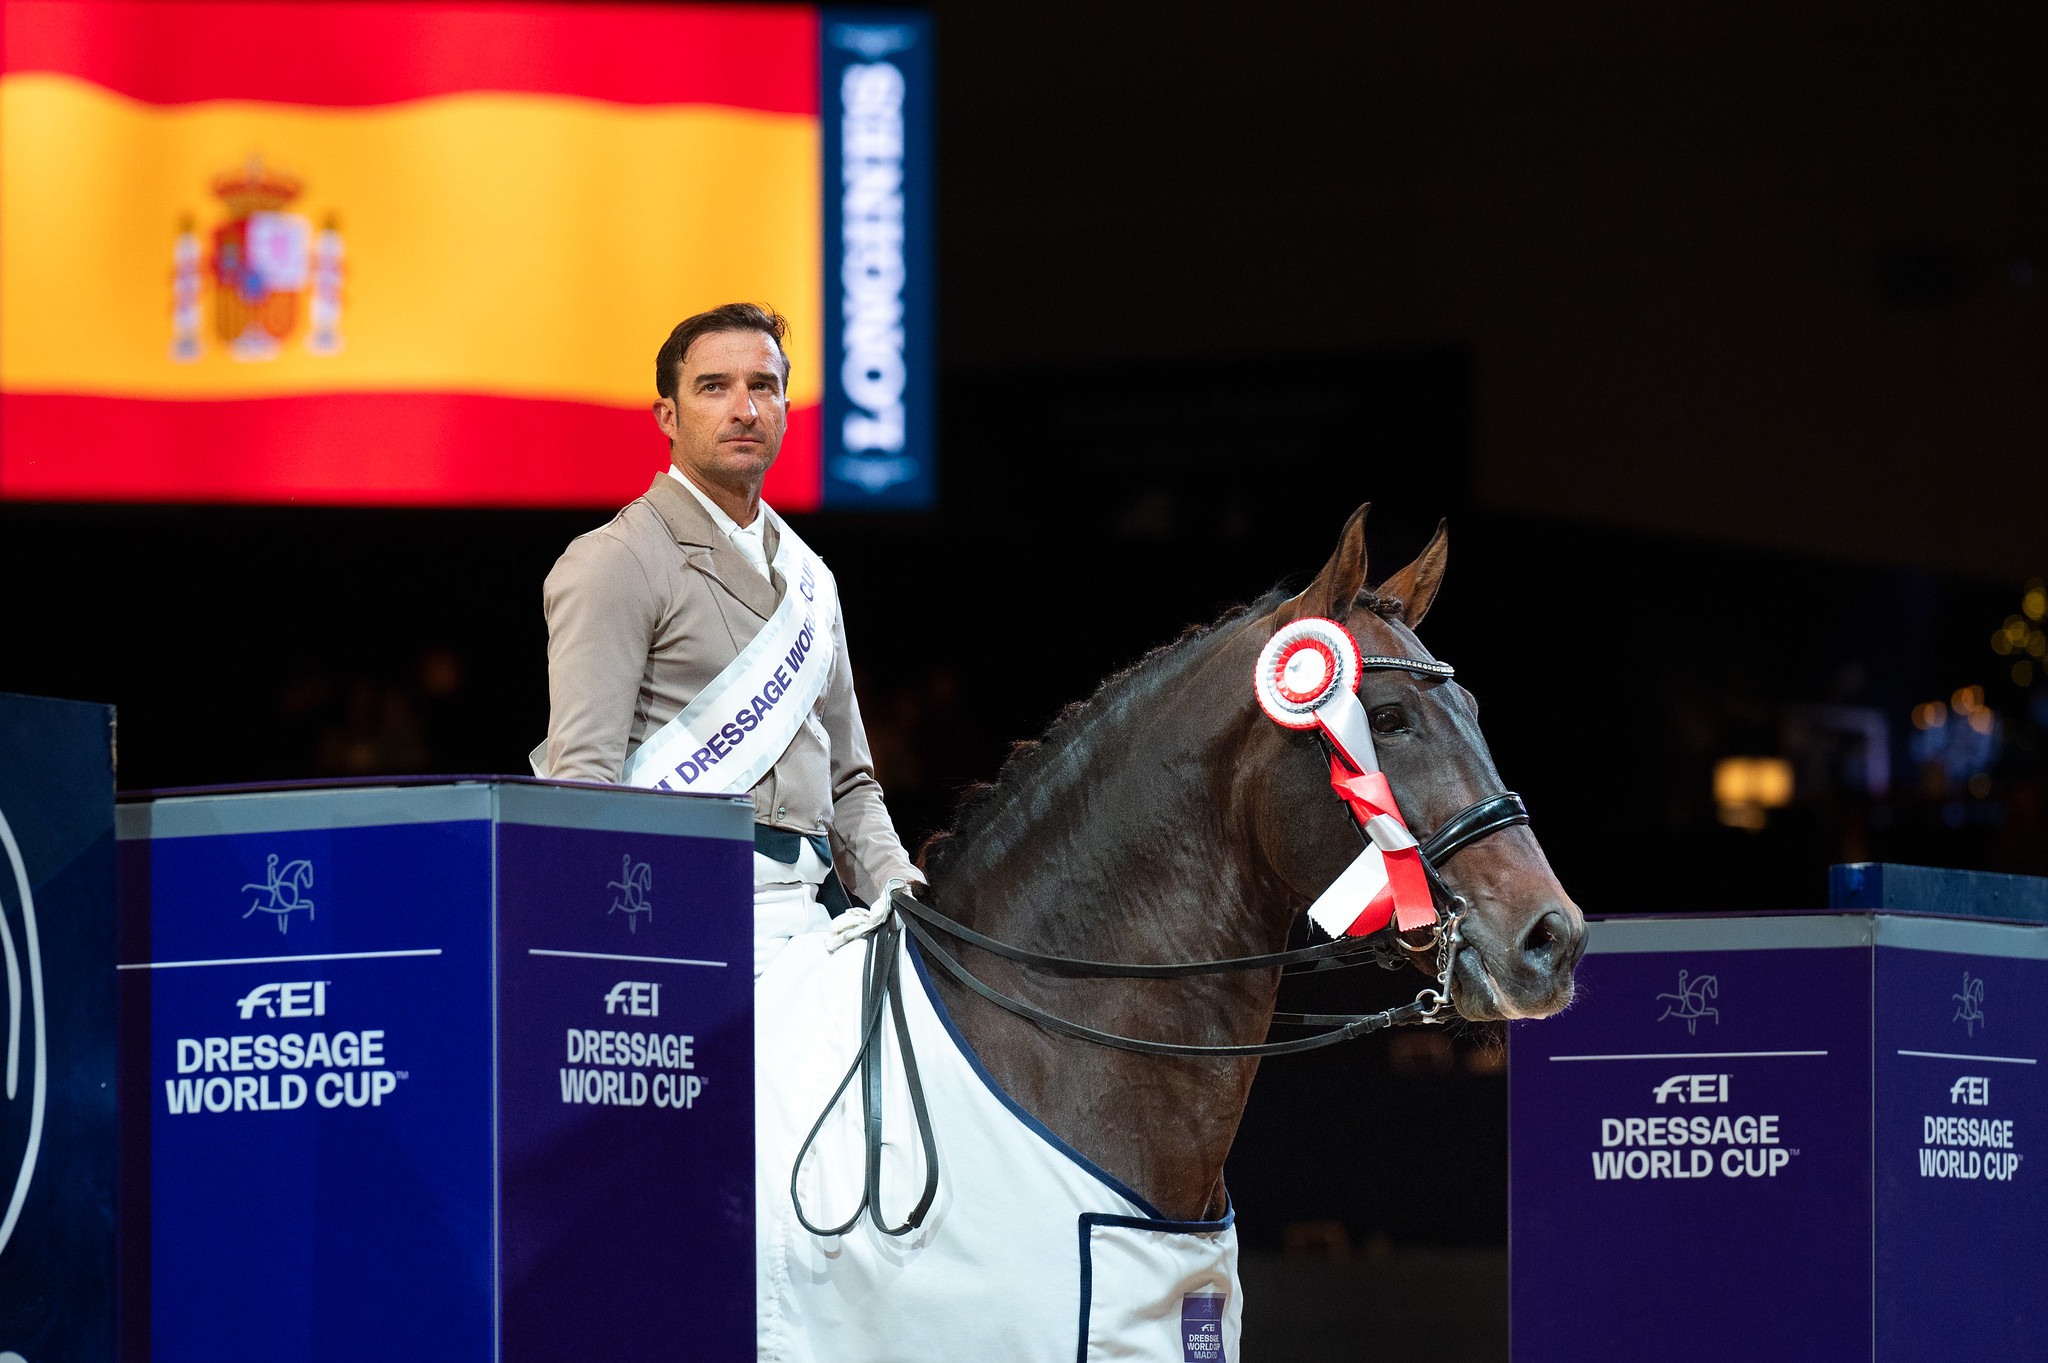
top-left (5, 2), bottom-right (2046, 1359)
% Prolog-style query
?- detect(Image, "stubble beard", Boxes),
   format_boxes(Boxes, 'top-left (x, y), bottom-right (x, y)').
top-left (677, 436), bottom-right (777, 501)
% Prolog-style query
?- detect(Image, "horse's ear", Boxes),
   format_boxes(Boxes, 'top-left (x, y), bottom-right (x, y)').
top-left (1279, 503), bottom-right (1370, 624)
top-left (1373, 519), bottom-right (1449, 629)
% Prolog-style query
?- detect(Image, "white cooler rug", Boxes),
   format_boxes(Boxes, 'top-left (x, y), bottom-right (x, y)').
top-left (754, 929), bottom-right (1242, 1362)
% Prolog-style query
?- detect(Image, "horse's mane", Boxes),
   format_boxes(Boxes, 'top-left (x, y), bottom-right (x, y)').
top-left (918, 586), bottom-right (1293, 877)
top-left (915, 571), bottom-right (1422, 880)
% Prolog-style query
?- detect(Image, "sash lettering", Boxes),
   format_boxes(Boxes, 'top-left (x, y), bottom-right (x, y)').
top-left (622, 531), bottom-right (838, 796)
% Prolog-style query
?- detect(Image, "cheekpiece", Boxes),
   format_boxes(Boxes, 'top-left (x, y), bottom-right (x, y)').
top-left (1253, 616), bottom-right (1360, 730)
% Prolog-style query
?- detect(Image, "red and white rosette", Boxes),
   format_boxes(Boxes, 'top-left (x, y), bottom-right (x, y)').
top-left (1255, 616), bottom-right (1436, 938)
top-left (1253, 617), bottom-right (1360, 730)
top-left (1255, 617), bottom-right (1377, 775)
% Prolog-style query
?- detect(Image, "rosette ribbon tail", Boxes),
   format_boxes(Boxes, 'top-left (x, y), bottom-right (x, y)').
top-left (1326, 762), bottom-right (1437, 935)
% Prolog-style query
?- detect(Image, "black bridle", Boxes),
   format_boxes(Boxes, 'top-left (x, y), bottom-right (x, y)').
top-left (900, 650), bottom-right (1528, 1056)
top-left (893, 788), bottom-right (1530, 1060)
top-left (791, 650), bottom-right (1530, 1236)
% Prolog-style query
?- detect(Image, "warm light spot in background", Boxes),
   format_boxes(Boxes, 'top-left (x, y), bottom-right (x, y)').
top-left (1990, 617), bottom-right (2045, 657)
top-left (1714, 756), bottom-right (1793, 830)
top-left (1950, 685), bottom-right (1995, 735)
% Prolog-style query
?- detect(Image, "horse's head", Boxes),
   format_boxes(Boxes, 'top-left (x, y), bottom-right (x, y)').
top-left (1249, 504), bottom-right (1584, 1020)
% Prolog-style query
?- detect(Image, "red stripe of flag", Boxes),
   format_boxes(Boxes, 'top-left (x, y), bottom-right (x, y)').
top-left (0, 0), bottom-right (818, 111)
top-left (0, 393), bottom-right (821, 509)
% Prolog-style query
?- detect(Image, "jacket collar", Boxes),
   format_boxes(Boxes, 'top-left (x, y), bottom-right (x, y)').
top-left (642, 471), bottom-right (784, 621)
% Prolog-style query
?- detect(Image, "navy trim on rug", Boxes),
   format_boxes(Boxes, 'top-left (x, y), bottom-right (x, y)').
top-left (904, 935), bottom-right (1167, 1219)
top-left (1074, 1211), bottom-right (1236, 1363)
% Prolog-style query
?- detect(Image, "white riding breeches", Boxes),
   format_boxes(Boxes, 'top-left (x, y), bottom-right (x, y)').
top-left (753, 838), bottom-right (833, 977)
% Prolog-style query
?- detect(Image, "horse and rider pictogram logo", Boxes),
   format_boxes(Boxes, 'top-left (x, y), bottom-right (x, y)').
top-left (1656, 970), bottom-right (1720, 1034)
top-left (170, 155), bottom-right (345, 364)
top-left (241, 854), bottom-right (316, 934)
top-left (607, 855), bottom-right (654, 933)
top-left (1952, 972), bottom-right (1986, 1036)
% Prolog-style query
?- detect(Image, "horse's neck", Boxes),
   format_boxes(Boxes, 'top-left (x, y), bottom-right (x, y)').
top-left (931, 634), bottom-right (1288, 1220)
top-left (945, 636), bottom-right (1274, 957)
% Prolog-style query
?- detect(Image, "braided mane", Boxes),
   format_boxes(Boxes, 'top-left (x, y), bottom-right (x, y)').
top-left (916, 578), bottom-right (1411, 877)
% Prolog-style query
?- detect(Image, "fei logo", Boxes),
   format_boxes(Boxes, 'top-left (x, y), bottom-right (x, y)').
top-left (604, 982), bottom-right (660, 1017)
top-left (607, 855), bottom-right (653, 934)
top-left (1653, 1074), bottom-right (1730, 1104)
top-left (1656, 970), bottom-right (1719, 1034)
top-left (241, 853), bottom-right (315, 934)
top-left (1953, 972), bottom-right (1986, 1037)
top-left (235, 981), bottom-right (329, 1020)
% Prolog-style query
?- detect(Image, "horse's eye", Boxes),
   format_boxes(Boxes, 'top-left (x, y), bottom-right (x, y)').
top-left (1369, 706), bottom-right (1406, 734)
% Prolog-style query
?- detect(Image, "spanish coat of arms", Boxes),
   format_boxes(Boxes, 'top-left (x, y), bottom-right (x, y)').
top-left (170, 155), bottom-right (344, 364)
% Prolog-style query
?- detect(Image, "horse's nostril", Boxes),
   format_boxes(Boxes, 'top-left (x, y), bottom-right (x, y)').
top-left (1519, 909), bottom-right (1577, 972)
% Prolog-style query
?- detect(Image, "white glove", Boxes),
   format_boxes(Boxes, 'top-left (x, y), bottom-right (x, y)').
top-left (824, 876), bottom-right (912, 953)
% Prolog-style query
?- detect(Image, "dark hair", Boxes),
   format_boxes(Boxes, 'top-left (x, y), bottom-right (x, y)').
top-left (655, 303), bottom-right (790, 400)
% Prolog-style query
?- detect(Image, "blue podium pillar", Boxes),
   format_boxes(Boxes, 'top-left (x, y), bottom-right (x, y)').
top-left (0, 693), bottom-right (118, 1362)
top-left (116, 779), bottom-right (755, 1362)
top-left (1509, 880), bottom-right (2047, 1361)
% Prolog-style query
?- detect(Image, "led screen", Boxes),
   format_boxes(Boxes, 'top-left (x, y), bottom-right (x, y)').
top-left (0, 1), bottom-right (932, 509)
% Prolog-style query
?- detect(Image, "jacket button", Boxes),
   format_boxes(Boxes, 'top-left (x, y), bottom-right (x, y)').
top-left (776, 805), bottom-right (786, 817)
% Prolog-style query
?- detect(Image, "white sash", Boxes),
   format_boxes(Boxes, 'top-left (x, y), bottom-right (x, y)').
top-left (532, 522), bottom-right (839, 795)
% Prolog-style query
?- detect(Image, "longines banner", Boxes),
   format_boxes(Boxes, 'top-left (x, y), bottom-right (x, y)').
top-left (0, 693), bottom-right (117, 1362)
top-left (0, 1), bottom-right (933, 510)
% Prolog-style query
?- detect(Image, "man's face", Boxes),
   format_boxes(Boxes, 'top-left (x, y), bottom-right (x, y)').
top-left (653, 329), bottom-right (789, 490)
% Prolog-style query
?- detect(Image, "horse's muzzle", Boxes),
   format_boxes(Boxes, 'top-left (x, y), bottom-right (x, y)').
top-left (1451, 900), bottom-right (1585, 1021)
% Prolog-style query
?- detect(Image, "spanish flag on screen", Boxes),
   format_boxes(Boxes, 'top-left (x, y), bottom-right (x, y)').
top-left (0, 0), bottom-right (831, 507)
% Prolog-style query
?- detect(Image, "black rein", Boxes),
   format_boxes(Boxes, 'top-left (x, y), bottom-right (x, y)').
top-left (895, 789), bottom-right (1529, 1060)
top-left (788, 649), bottom-right (1531, 1236)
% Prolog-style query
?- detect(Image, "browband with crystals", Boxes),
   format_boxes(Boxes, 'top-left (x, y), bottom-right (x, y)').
top-left (1354, 655), bottom-right (1455, 679)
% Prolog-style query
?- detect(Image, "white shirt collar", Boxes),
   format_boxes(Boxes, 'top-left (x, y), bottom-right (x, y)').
top-left (667, 464), bottom-right (761, 532)
top-left (668, 465), bottom-right (770, 576)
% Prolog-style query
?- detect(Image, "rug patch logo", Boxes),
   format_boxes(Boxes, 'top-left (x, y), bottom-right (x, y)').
top-left (607, 855), bottom-right (654, 933)
top-left (1655, 969), bottom-right (1719, 1035)
top-left (1952, 972), bottom-right (1986, 1036)
top-left (1180, 1292), bottom-right (1224, 1361)
top-left (241, 853), bottom-right (316, 934)
top-left (170, 156), bottom-right (345, 364)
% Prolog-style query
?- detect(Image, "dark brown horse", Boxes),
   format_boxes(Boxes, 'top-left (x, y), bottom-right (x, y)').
top-left (916, 506), bottom-right (1585, 1222)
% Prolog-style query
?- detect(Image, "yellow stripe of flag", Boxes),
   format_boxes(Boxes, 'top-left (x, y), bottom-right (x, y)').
top-left (0, 73), bottom-right (821, 406)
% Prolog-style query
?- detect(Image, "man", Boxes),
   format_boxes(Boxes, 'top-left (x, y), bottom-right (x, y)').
top-left (538, 303), bottom-right (919, 976)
